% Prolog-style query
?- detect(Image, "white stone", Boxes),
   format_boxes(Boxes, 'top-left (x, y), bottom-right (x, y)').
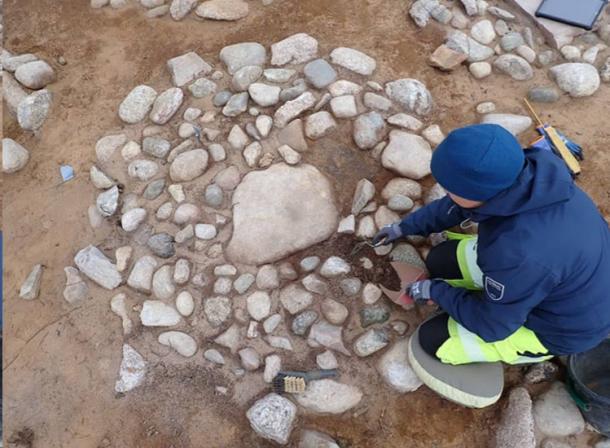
top-left (152, 265), bottom-right (175, 300)
top-left (363, 92), bottom-right (392, 111)
top-left (219, 42), bottom-right (266, 75)
top-left (227, 164), bottom-right (338, 265)
top-left (247, 393), bottom-right (297, 445)
top-left (19, 264), bottom-right (43, 300)
top-left (173, 259), bottom-right (190, 285)
top-left (239, 347), bottom-right (261, 370)
top-left (150, 87), bottom-right (184, 124)
top-left (381, 130), bottom-right (432, 179)
top-left (476, 101), bottom-right (496, 114)
top-left (493, 54), bottom-right (534, 81)
top-left (377, 338), bottom-right (423, 392)
top-left (14, 60), bottom-right (55, 89)
top-left (158, 331), bottom-right (197, 357)
top-left (2, 138), bottom-right (29, 173)
top-left (169, 149), bottom-right (208, 181)
top-left (243, 141), bottom-right (262, 167)
top-left (96, 134), bottom-right (127, 162)
top-left (203, 348), bottom-right (225, 364)
top-left (121, 141), bottom-right (141, 160)
top-left (17, 89), bottom-right (52, 131)
top-left (385, 78), bottom-right (433, 115)
top-left (495, 387), bottom-right (536, 448)
top-left (263, 314), bottom-right (282, 334)
top-left (264, 354), bottom-right (282, 383)
top-left (195, 0), bottom-right (249, 21)
top-left (337, 215), bottom-right (356, 234)
top-left (549, 63), bottom-right (600, 97)
top-left (387, 113), bottom-right (423, 131)
top-left (173, 203), bottom-right (200, 224)
top-left (256, 265), bottom-right (280, 290)
top-left (363, 283), bottom-right (382, 304)
top-left (321, 299), bottom-right (348, 325)
top-left (330, 95), bottom-right (358, 118)
top-left (256, 115), bottom-right (273, 138)
top-left (330, 47), bottom-right (376, 75)
top-left (471, 20), bottom-right (496, 44)
top-left (195, 223), bottom-right (217, 240)
top-left (308, 321), bottom-right (349, 355)
top-left (74, 245), bottom-right (122, 290)
top-left (328, 80), bottom-right (362, 97)
top-left (234, 273), bottom-right (255, 294)
top-left (247, 291), bottom-right (272, 320)
top-left (354, 328), bottom-right (390, 357)
top-left (480, 114), bottom-right (532, 136)
top-left (280, 284), bottom-right (314, 315)
top-left (320, 256), bottom-right (350, 277)
top-left (227, 124), bottom-right (249, 150)
top-left (63, 266), bottom-right (90, 304)
top-left (517, 45), bottom-right (537, 63)
top-left (357, 215), bottom-right (376, 239)
top-left (274, 92), bottom-right (316, 128)
top-left (469, 61), bottom-right (492, 78)
top-left (305, 111), bottom-right (337, 139)
top-left (271, 33), bottom-right (318, 66)
top-left (299, 430), bottom-right (340, 448)
top-left (248, 83), bottom-right (281, 107)
top-left (167, 52), bottom-right (211, 87)
top-left (422, 124), bottom-right (445, 146)
top-left (119, 85), bottom-right (157, 123)
top-left (277, 144), bottom-right (301, 165)
top-left (175, 291), bottom-right (194, 316)
top-left (316, 350), bottom-right (338, 370)
top-left (90, 165), bottom-right (115, 189)
top-left (110, 293), bottom-right (132, 334)
top-left (214, 324), bottom-right (241, 352)
top-left (353, 111), bottom-right (386, 149)
top-left (127, 255), bottom-right (158, 293)
top-left (115, 344), bottom-right (147, 393)
top-left (533, 382), bottom-right (585, 437)
top-left (140, 300), bottom-right (182, 326)
top-left (204, 296), bottom-right (232, 327)
top-left (295, 380), bottom-right (362, 414)
top-left (446, 30), bottom-right (494, 62)
top-left (121, 208), bottom-right (147, 232)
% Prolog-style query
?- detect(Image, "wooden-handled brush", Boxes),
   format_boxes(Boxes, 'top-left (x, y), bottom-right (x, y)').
top-left (272, 369), bottom-right (338, 394)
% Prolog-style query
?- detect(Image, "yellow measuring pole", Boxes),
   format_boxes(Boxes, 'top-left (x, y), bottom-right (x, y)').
top-left (523, 98), bottom-right (581, 175)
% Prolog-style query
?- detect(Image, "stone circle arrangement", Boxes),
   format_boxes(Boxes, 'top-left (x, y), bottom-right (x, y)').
top-left (54, 29), bottom-right (601, 446)
top-left (91, 0), bottom-right (270, 22)
top-left (411, 0), bottom-right (610, 96)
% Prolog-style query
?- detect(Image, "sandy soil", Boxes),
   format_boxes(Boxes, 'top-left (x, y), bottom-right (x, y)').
top-left (3, 0), bottom-right (609, 447)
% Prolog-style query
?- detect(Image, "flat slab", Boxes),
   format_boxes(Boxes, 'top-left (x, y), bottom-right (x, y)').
top-left (226, 163), bottom-right (338, 265)
top-left (506, 0), bottom-right (588, 48)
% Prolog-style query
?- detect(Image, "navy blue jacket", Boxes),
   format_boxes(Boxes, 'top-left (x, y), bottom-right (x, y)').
top-left (399, 149), bottom-right (610, 355)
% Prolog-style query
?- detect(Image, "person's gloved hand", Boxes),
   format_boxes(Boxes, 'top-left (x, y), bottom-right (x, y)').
top-left (407, 280), bottom-right (434, 305)
top-left (372, 222), bottom-right (403, 246)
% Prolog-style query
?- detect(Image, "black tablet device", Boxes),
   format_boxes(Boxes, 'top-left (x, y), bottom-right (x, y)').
top-left (535, 0), bottom-right (607, 30)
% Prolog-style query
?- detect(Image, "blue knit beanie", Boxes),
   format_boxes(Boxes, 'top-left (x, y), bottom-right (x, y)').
top-left (431, 124), bottom-right (525, 201)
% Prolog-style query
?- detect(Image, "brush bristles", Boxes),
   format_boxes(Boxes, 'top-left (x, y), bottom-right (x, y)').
top-left (283, 376), bottom-right (306, 393)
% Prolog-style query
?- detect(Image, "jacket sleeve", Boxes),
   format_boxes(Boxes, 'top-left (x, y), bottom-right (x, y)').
top-left (429, 258), bottom-right (558, 342)
top-left (398, 196), bottom-right (468, 237)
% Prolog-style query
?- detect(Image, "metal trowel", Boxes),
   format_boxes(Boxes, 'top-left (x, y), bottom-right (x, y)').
top-left (380, 262), bottom-right (427, 309)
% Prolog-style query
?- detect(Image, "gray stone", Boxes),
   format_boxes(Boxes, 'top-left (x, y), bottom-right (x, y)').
top-left (167, 52), bottom-right (211, 87)
top-left (14, 60), bottom-right (55, 89)
top-left (256, 265), bottom-right (280, 290)
top-left (280, 284), bottom-right (314, 314)
top-left (600, 57), bottom-right (610, 83)
top-left (222, 92), bottom-right (249, 117)
top-left (232, 65), bottom-right (263, 91)
top-left (353, 111), bottom-right (386, 150)
top-left (340, 278), bottom-right (362, 296)
top-left (150, 87), bottom-right (184, 124)
top-left (2, 138), bottom-right (29, 173)
top-left (295, 379), bottom-right (362, 414)
top-left (302, 273), bottom-right (328, 295)
top-left (480, 113), bottom-right (532, 136)
top-left (549, 63), bottom-right (600, 97)
top-left (264, 68), bottom-right (296, 83)
top-left (140, 300), bottom-right (182, 326)
top-left (525, 361), bottom-right (559, 384)
top-left (212, 90), bottom-right (231, 107)
top-left (496, 387), bottom-right (536, 448)
top-left (316, 350), bottom-right (338, 370)
top-left (388, 194), bottom-right (414, 212)
top-left (538, 50), bottom-right (557, 66)
top-left (239, 347), bottom-right (261, 370)
top-left (227, 164), bottom-right (338, 264)
top-left (204, 296), bottom-right (232, 327)
top-left (189, 78), bottom-right (217, 98)
top-left (169, 0), bottom-right (198, 19)
top-left (387, 113), bottom-right (423, 131)
top-left (17, 89), bottom-right (52, 131)
top-left (3, 72), bottom-right (28, 118)
top-left (300, 256), bottom-right (320, 272)
top-left (142, 136), bottom-right (170, 159)
top-left (203, 348), bottom-right (225, 364)
top-left (19, 264), bottom-right (43, 300)
top-left (446, 30), bottom-right (494, 62)
top-left (2, 54), bottom-right (37, 72)
top-left (359, 304), bottom-right (390, 327)
top-left (330, 47), bottom-right (376, 75)
top-left (219, 42), bottom-right (266, 75)
top-left (214, 324), bottom-right (241, 353)
top-left (96, 186), bottom-right (119, 217)
top-left (533, 382), bottom-right (585, 437)
top-left (115, 344), bottom-right (147, 393)
top-left (271, 33), bottom-right (318, 66)
top-left (234, 273), bottom-right (255, 294)
top-left (173, 203), bottom-right (200, 224)
top-left (146, 4), bottom-right (170, 17)
top-left (96, 133), bottom-right (127, 162)
top-left (127, 255), bottom-right (158, 292)
top-left (152, 265), bottom-right (175, 300)
top-left (308, 320), bottom-right (349, 355)
top-left (266, 336), bottom-right (293, 351)
top-left (385, 78), bottom-right (433, 115)
top-left (377, 338), bottom-right (423, 392)
top-left (493, 54), bottom-right (534, 81)
top-left (169, 149), bottom-right (208, 182)
top-left (63, 266), bottom-right (89, 304)
top-left (247, 393), bottom-right (297, 445)
top-left (147, 232), bottom-right (175, 258)
top-left (500, 31), bottom-right (525, 52)
top-left (488, 6), bottom-right (515, 20)
top-left (381, 130), bottom-right (431, 179)
top-left (527, 87), bottom-right (560, 103)
top-left (390, 243), bottom-right (426, 269)
top-left (214, 165), bottom-right (241, 190)
top-left (292, 310), bottom-right (319, 336)
top-left (280, 79), bottom-right (307, 102)
top-left (305, 111), bottom-right (337, 139)
top-left (354, 328), bottom-right (389, 357)
top-left (195, 0), bottom-right (249, 21)
top-left (274, 92), bottom-right (316, 128)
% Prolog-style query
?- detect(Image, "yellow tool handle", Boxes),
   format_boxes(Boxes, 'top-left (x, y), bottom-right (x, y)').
top-left (545, 126), bottom-right (582, 175)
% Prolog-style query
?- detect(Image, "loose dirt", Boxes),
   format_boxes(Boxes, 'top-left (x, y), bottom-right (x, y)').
top-left (3, 0), bottom-right (608, 447)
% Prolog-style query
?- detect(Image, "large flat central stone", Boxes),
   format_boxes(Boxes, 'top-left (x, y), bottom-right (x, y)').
top-left (227, 163), bottom-right (338, 265)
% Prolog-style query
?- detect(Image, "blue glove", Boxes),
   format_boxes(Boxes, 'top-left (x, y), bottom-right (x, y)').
top-left (372, 222), bottom-right (403, 246)
top-left (407, 280), bottom-right (433, 305)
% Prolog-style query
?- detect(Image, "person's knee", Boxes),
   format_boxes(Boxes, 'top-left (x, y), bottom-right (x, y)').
top-left (425, 240), bottom-right (461, 279)
top-left (418, 313), bottom-right (450, 359)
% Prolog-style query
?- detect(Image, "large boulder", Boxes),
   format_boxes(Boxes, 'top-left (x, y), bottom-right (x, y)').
top-left (227, 163), bottom-right (338, 265)
top-left (549, 63), bottom-right (600, 97)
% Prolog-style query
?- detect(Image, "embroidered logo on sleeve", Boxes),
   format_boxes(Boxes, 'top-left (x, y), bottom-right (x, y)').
top-left (485, 276), bottom-right (505, 301)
